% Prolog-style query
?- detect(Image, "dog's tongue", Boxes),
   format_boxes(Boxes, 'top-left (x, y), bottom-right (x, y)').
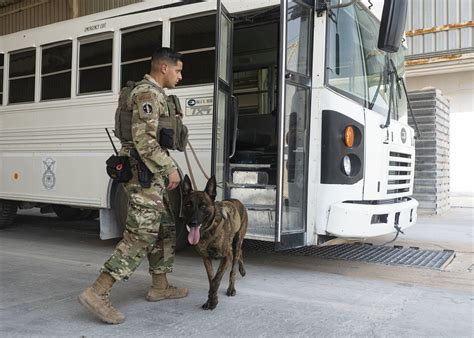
top-left (188, 226), bottom-right (200, 245)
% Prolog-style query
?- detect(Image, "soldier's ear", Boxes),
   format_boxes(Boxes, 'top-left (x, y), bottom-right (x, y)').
top-left (160, 62), bottom-right (169, 75)
top-left (204, 175), bottom-right (217, 201)
top-left (183, 175), bottom-right (193, 195)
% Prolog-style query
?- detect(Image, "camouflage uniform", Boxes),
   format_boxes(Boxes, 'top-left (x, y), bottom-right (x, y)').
top-left (102, 74), bottom-right (177, 281)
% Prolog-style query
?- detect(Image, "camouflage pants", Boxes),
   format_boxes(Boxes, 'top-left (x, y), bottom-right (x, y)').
top-left (102, 162), bottom-right (176, 281)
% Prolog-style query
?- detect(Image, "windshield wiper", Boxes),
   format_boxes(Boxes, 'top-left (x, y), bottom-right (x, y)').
top-left (369, 72), bottom-right (382, 110)
top-left (379, 57), bottom-right (422, 139)
top-left (379, 55), bottom-right (394, 129)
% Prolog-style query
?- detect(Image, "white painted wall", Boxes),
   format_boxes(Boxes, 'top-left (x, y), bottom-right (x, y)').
top-left (406, 70), bottom-right (474, 207)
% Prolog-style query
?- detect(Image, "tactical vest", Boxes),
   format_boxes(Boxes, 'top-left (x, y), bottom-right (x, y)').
top-left (114, 79), bottom-right (188, 152)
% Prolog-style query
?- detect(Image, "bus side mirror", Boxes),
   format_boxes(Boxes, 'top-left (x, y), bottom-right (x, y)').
top-left (378, 0), bottom-right (408, 53)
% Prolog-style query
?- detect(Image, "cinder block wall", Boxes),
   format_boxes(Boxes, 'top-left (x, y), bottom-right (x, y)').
top-left (408, 89), bottom-right (450, 214)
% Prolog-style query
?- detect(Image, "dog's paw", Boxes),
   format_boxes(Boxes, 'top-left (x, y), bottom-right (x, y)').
top-left (202, 299), bottom-right (218, 310)
top-left (226, 287), bottom-right (236, 296)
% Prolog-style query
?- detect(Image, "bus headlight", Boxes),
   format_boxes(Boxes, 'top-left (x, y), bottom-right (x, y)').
top-left (342, 155), bottom-right (351, 176)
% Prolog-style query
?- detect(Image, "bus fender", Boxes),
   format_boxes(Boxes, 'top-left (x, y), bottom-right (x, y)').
top-left (99, 179), bottom-right (125, 240)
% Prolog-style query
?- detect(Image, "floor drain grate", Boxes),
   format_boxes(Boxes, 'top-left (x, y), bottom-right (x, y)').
top-left (243, 241), bottom-right (456, 270)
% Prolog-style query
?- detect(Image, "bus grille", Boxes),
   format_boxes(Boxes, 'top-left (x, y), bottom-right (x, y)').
top-left (387, 151), bottom-right (412, 195)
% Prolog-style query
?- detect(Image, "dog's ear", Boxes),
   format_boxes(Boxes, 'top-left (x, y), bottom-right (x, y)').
top-left (204, 175), bottom-right (217, 201)
top-left (182, 175), bottom-right (193, 195)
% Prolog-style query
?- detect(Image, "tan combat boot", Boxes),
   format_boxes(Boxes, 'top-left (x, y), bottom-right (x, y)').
top-left (78, 272), bottom-right (125, 324)
top-left (146, 273), bottom-right (188, 302)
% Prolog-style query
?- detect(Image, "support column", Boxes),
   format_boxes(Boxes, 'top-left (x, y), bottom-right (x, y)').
top-left (67, 0), bottom-right (79, 18)
top-left (408, 89), bottom-right (450, 214)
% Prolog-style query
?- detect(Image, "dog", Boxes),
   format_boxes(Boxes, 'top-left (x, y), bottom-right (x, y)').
top-left (182, 175), bottom-right (248, 310)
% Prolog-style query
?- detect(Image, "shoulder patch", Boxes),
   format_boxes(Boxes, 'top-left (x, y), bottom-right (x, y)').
top-left (142, 102), bottom-right (154, 115)
top-left (135, 89), bottom-right (158, 119)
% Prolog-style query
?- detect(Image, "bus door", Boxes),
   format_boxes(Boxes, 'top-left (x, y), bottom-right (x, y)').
top-left (275, 0), bottom-right (314, 249)
top-left (211, 0), bottom-right (233, 200)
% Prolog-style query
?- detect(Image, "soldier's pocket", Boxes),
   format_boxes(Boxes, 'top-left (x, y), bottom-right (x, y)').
top-left (126, 202), bottom-right (162, 235)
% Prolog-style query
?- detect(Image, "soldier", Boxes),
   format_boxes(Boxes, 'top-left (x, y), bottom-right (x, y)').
top-left (78, 48), bottom-right (187, 324)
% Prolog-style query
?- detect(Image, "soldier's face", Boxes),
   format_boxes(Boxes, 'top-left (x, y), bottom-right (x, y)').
top-left (164, 61), bottom-right (183, 88)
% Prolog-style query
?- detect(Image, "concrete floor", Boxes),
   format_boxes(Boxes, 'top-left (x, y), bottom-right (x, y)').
top-left (0, 208), bottom-right (472, 337)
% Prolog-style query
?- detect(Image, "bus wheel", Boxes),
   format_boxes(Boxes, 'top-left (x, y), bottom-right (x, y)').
top-left (0, 199), bottom-right (18, 229)
top-left (52, 205), bottom-right (82, 220)
top-left (79, 209), bottom-right (100, 220)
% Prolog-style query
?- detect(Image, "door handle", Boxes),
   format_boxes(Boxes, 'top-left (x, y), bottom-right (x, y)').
top-left (229, 95), bottom-right (239, 159)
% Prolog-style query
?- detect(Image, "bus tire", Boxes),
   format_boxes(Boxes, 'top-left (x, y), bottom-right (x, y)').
top-left (0, 199), bottom-right (18, 229)
top-left (52, 205), bottom-right (82, 220)
top-left (79, 209), bottom-right (100, 220)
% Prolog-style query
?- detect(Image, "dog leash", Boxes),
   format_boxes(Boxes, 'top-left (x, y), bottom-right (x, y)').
top-left (184, 140), bottom-right (210, 190)
top-left (183, 141), bottom-right (225, 190)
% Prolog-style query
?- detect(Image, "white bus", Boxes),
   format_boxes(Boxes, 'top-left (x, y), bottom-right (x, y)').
top-left (0, 0), bottom-right (418, 249)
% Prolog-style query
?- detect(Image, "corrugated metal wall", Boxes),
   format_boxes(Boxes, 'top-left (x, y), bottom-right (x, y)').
top-left (406, 0), bottom-right (473, 57)
top-left (78, 0), bottom-right (142, 16)
top-left (0, 0), bottom-right (143, 36)
top-left (0, 0), bottom-right (69, 36)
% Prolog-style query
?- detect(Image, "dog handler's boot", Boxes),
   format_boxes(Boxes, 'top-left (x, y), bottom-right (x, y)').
top-left (146, 273), bottom-right (188, 302)
top-left (78, 272), bottom-right (125, 324)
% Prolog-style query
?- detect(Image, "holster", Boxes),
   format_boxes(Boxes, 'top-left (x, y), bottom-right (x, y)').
top-left (130, 148), bottom-right (153, 188)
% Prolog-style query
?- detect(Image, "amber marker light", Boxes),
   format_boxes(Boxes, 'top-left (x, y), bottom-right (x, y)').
top-left (344, 125), bottom-right (355, 148)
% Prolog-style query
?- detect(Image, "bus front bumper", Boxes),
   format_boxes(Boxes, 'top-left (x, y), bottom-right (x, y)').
top-left (326, 198), bottom-right (418, 238)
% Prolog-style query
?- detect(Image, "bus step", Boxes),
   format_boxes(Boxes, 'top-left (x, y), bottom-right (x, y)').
top-left (232, 170), bottom-right (269, 185)
top-left (245, 204), bottom-right (275, 211)
top-left (228, 183), bottom-right (276, 189)
top-left (246, 209), bottom-right (275, 240)
top-left (229, 163), bottom-right (272, 169)
top-left (230, 187), bottom-right (276, 205)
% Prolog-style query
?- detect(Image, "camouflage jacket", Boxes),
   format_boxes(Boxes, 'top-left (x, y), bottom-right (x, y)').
top-left (122, 74), bottom-right (176, 176)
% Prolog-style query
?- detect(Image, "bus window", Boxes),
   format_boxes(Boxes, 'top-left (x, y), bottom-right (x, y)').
top-left (121, 24), bottom-right (162, 88)
top-left (325, 5), bottom-right (367, 105)
top-left (233, 21), bottom-right (279, 116)
top-left (171, 14), bottom-right (215, 86)
top-left (9, 49), bottom-right (36, 104)
top-left (0, 54), bottom-right (3, 104)
top-left (78, 36), bottom-right (113, 94)
top-left (41, 42), bottom-right (72, 101)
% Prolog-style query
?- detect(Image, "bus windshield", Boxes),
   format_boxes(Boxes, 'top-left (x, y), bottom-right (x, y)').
top-left (325, 3), bottom-right (407, 121)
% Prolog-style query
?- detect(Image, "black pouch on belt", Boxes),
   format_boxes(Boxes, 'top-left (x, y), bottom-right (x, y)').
top-left (106, 155), bottom-right (132, 183)
top-left (130, 148), bottom-right (153, 188)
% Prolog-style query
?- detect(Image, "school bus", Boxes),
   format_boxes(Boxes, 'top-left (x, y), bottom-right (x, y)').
top-left (0, 0), bottom-right (417, 249)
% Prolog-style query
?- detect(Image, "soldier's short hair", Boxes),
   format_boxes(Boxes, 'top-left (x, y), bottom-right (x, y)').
top-left (152, 47), bottom-right (183, 65)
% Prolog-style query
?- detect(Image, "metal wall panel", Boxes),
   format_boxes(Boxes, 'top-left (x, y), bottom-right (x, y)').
top-left (435, 0), bottom-right (448, 52)
top-left (460, 0), bottom-right (473, 49)
top-left (0, 0), bottom-right (144, 36)
top-left (0, 0), bottom-right (69, 36)
top-left (406, 0), bottom-right (474, 57)
top-left (79, 0), bottom-right (142, 16)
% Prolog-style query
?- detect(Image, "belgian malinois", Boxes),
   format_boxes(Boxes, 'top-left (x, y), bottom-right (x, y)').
top-left (182, 175), bottom-right (248, 310)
